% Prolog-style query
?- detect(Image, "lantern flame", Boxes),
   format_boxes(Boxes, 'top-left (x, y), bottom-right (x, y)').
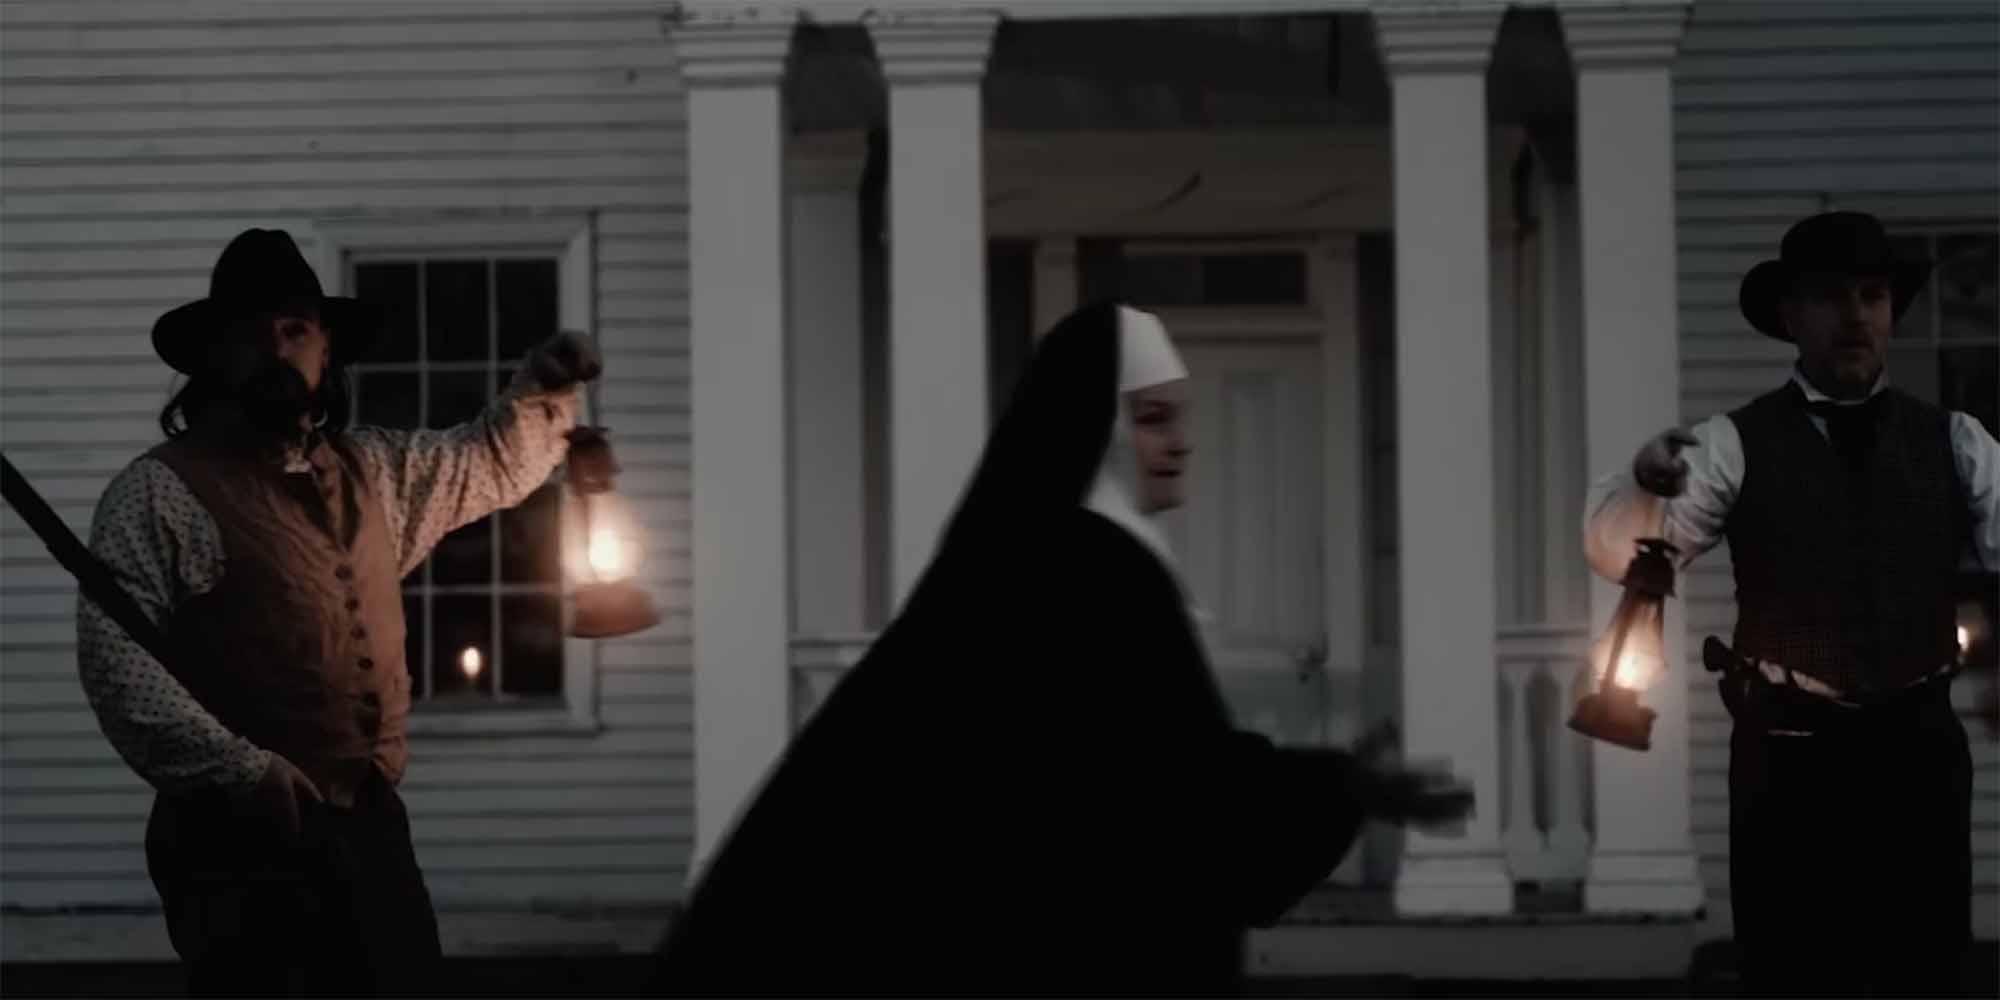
top-left (459, 646), bottom-right (483, 679)
top-left (588, 528), bottom-right (629, 577)
top-left (1613, 651), bottom-right (1648, 690)
top-left (1959, 626), bottom-right (1971, 658)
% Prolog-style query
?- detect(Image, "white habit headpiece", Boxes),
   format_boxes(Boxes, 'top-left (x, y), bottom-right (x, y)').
top-left (1085, 306), bottom-right (1190, 579)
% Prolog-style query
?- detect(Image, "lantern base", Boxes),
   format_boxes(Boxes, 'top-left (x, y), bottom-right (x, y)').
top-left (572, 581), bottom-right (661, 638)
top-left (1569, 687), bottom-right (1657, 752)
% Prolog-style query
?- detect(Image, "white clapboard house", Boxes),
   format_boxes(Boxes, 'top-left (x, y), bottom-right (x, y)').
top-left (1, 0), bottom-right (1993, 977)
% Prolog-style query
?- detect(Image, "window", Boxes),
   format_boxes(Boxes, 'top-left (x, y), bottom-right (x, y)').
top-left (347, 255), bottom-right (570, 709)
top-left (309, 214), bottom-right (600, 732)
top-left (1890, 230), bottom-right (1998, 437)
top-left (1080, 243), bottom-right (1311, 308)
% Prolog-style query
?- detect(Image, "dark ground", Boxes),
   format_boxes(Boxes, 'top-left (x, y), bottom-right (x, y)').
top-left (1, 943), bottom-right (1993, 998)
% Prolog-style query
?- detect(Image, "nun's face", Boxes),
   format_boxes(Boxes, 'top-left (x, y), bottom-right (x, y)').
top-left (1127, 379), bottom-right (1192, 513)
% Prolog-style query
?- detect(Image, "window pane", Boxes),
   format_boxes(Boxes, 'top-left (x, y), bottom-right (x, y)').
top-left (352, 261), bottom-right (421, 364)
top-left (402, 594), bottom-right (426, 697)
top-left (425, 260), bottom-right (491, 363)
top-left (427, 370), bottom-right (491, 429)
top-left (500, 483), bottom-right (563, 586)
top-left (1942, 344), bottom-right (1998, 440)
top-left (1891, 236), bottom-right (1934, 340)
top-left (353, 370), bottom-right (420, 430)
top-left (499, 594), bottom-right (564, 696)
top-left (431, 517), bottom-right (493, 587)
top-left (1936, 232), bottom-right (1997, 345)
top-left (1119, 254), bottom-right (1201, 307)
top-left (430, 594), bottom-right (495, 699)
top-left (1203, 252), bottom-right (1308, 305)
top-left (496, 259), bottom-right (559, 359)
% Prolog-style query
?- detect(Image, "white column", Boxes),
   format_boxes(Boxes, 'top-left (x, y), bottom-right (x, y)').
top-left (1373, 4), bottom-right (1513, 916)
top-left (867, 12), bottom-right (1000, 608)
top-left (1032, 238), bottom-right (1078, 338)
top-left (1563, 1), bottom-right (1703, 916)
top-left (787, 132), bottom-right (869, 639)
top-left (676, 18), bottom-right (795, 873)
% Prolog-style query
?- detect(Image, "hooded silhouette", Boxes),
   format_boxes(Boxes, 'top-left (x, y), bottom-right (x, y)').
top-left (656, 302), bottom-right (1372, 994)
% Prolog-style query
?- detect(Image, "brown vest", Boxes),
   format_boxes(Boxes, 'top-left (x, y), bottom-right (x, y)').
top-left (149, 422), bottom-right (410, 799)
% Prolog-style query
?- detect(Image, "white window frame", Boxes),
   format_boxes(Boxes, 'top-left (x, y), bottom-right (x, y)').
top-left (308, 213), bottom-right (601, 737)
top-left (1885, 224), bottom-right (1998, 432)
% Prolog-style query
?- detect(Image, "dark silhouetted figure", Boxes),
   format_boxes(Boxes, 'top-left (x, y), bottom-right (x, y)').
top-left (658, 301), bottom-right (1472, 995)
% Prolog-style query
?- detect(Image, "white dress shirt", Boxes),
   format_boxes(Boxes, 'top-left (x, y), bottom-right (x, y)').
top-left (1584, 370), bottom-right (2000, 585)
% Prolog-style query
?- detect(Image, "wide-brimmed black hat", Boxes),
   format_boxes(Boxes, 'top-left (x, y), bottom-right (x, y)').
top-left (1738, 211), bottom-right (1932, 342)
top-left (151, 228), bottom-right (382, 375)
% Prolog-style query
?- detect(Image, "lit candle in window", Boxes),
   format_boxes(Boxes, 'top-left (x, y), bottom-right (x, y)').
top-left (460, 646), bottom-right (484, 680)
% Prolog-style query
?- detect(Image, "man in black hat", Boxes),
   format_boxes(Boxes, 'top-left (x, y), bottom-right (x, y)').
top-left (75, 229), bottom-right (604, 994)
top-left (1584, 211), bottom-right (1997, 994)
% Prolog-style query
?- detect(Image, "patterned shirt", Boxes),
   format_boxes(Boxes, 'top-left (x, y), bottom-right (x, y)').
top-left (77, 368), bottom-right (579, 795)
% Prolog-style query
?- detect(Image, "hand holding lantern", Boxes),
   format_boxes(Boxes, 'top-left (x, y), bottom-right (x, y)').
top-left (1570, 538), bottom-right (1679, 751)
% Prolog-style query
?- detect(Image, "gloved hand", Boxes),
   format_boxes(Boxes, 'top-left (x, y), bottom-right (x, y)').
top-left (1346, 720), bottom-right (1475, 833)
top-left (1632, 426), bottom-right (1700, 498)
top-left (526, 330), bottom-right (604, 392)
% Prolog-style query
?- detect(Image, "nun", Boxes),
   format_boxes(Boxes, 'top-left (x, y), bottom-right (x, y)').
top-left (656, 302), bottom-right (1473, 995)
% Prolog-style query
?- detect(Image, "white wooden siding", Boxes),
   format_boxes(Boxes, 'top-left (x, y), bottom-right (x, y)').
top-left (0, 2), bottom-right (692, 933)
top-left (1672, 0), bottom-right (2000, 941)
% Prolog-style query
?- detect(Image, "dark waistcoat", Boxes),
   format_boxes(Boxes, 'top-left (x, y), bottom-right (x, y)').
top-left (1724, 384), bottom-right (1964, 693)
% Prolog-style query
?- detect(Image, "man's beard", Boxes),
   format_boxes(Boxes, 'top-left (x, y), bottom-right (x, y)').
top-left (234, 361), bottom-right (318, 437)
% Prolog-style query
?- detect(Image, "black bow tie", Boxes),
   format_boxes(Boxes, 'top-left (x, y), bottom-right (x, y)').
top-left (1806, 393), bottom-right (1884, 459)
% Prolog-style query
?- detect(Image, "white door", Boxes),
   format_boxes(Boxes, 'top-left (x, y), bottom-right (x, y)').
top-left (1160, 331), bottom-right (1332, 748)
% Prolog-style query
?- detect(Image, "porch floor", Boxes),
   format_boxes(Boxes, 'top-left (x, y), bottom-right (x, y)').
top-left (1277, 882), bottom-right (1682, 925)
top-left (3, 943), bottom-right (1994, 997)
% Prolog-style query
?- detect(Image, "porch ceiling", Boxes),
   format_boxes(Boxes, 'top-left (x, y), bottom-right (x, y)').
top-left (780, 7), bottom-right (1575, 135)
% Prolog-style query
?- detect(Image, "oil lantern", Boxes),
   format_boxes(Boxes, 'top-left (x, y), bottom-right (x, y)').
top-left (1569, 538), bottom-right (1679, 751)
top-left (564, 425), bottom-right (660, 638)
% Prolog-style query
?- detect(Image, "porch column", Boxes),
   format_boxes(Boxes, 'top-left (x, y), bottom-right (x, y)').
top-left (1372, 4), bottom-right (1513, 916)
top-left (1562, 1), bottom-right (1704, 916)
top-left (866, 12), bottom-right (1000, 608)
top-left (787, 133), bottom-right (870, 639)
top-left (676, 18), bottom-right (795, 871)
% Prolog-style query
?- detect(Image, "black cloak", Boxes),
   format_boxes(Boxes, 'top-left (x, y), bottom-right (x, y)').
top-left (655, 302), bottom-right (1369, 995)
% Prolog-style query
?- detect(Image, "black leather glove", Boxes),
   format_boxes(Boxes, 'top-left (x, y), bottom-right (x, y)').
top-left (525, 331), bottom-right (604, 391)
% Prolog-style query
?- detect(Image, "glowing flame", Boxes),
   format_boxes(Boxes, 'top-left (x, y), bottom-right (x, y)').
top-left (1612, 652), bottom-right (1648, 690)
top-left (1959, 626), bottom-right (1972, 657)
top-left (459, 646), bottom-right (483, 679)
top-left (588, 528), bottom-right (629, 578)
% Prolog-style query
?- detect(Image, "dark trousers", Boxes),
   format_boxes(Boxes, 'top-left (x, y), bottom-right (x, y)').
top-left (145, 765), bottom-right (442, 996)
top-left (1728, 689), bottom-right (1972, 996)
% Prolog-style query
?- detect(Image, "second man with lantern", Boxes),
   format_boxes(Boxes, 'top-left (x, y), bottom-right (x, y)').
top-left (1584, 212), bottom-right (1998, 995)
